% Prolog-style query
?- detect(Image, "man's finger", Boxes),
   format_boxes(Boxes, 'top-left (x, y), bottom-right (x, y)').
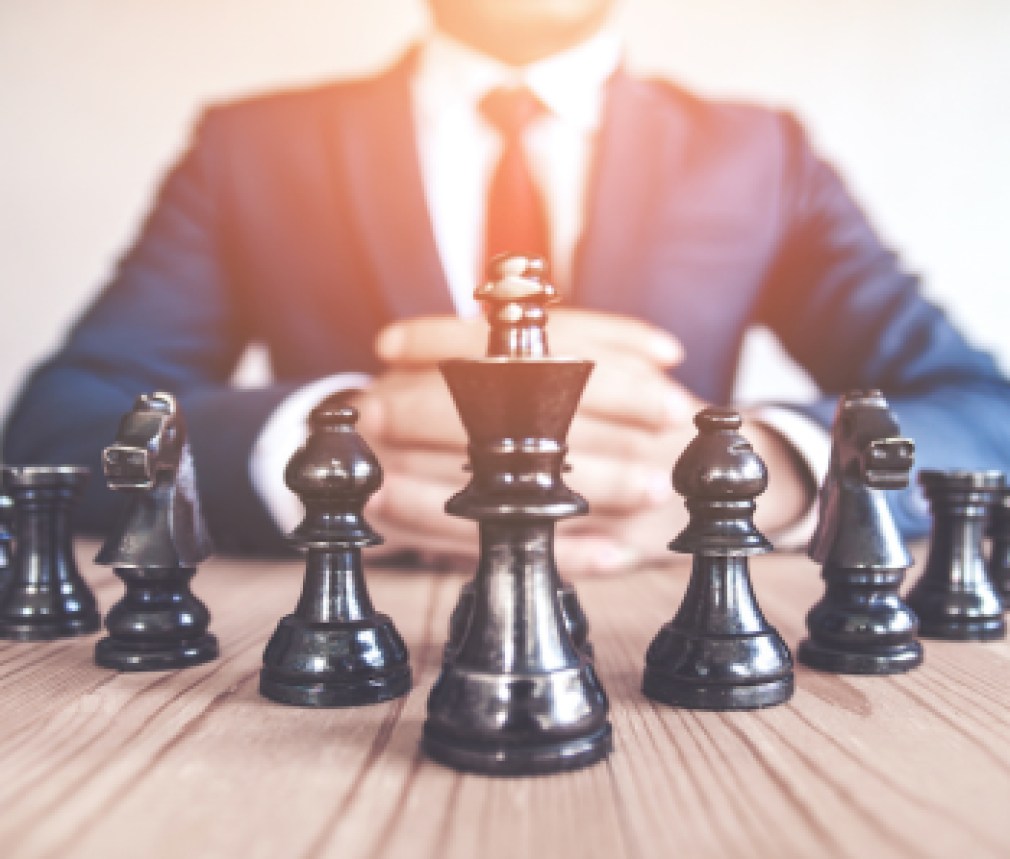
top-left (565, 452), bottom-right (673, 514)
top-left (550, 309), bottom-right (683, 367)
top-left (375, 316), bottom-right (487, 365)
top-left (370, 472), bottom-right (475, 542)
top-left (376, 309), bottom-right (683, 368)
top-left (568, 414), bottom-right (664, 462)
top-left (354, 370), bottom-right (468, 449)
top-left (381, 447), bottom-right (471, 486)
top-left (578, 360), bottom-right (699, 430)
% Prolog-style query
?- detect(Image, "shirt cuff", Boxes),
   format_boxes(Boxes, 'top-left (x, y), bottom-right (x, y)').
top-left (750, 405), bottom-right (832, 550)
top-left (249, 373), bottom-right (372, 534)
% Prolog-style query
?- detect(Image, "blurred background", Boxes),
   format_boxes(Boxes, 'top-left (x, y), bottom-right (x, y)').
top-left (1, 0), bottom-right (1008, 415)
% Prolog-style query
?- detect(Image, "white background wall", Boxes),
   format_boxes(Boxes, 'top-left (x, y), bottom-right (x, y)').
top-left (2, 0), bottom-right (1008, 416)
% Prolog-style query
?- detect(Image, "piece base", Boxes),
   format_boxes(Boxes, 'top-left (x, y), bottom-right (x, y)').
top-left (259, 666), bottom-right (412, 708)
top-left (421, 721), bottom-right (612, 776)
top-left (642, 672), bottom-right (793, 711)
top-left (95, 634), bottom-right (219, 671)
top-left (797, 638), bottom-right (922, 675)
top-left (916, 616), bottom-right (1006, 641)
top-left (0, 612), bottom-right (101, 642)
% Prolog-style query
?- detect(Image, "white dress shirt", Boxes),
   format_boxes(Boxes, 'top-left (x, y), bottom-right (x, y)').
top-left (250, 29), bottom-right (830, 543)
top-left (413, 30), bottom-right (621, 312)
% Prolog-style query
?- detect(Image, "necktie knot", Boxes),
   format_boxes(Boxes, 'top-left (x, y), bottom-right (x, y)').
top-left (479, 87), bottom-right (546, 138)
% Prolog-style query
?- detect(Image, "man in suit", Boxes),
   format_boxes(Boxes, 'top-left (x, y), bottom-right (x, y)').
top-left (5, 0), bottom-right (1010, 569)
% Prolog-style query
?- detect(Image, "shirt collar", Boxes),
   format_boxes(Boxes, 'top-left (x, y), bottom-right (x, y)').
top-left (414, 28), bottom-right (622, 132)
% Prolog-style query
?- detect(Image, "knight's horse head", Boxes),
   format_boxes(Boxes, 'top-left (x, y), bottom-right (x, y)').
top-left (831, 390), bottom-right (915, 490)
top-left (103, 392), bottom-right (185, 490)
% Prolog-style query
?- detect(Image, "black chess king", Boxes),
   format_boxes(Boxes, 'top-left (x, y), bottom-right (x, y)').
top-left (95, 392), bottom-right (218, 670)
top-left (423, 255), bottom-right (611, 775)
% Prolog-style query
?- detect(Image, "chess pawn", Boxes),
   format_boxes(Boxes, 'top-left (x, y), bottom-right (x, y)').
top-left (799, 391), bottom-right (922, 674)
top-left (0, 465), bottom-right (100, 640)
top-left (259, 401), bottom-right (411, 707)
top-left (643, 408), bottom-right (793, 710)
top-left (906, 470), bottom-right (1006, 640)
top-left (0, 488), bottom-right (13, 593)
top-left (424, 255), bottom-right (611, 775)
top-left (987, 487), bottom-right (1010, 611)
top-left (95, 393), bottom-right (218, 670)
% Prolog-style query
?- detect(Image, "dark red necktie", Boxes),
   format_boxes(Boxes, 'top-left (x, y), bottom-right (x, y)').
top-left (479, 87), bottom-right (551, 275)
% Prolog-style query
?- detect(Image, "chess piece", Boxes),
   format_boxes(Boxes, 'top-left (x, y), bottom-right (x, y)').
top-left (989, 487), bottom-right (1010, 611)
top-left (94, 392), bottom-right (218, 670)
top-left (259, 400), bottom-right (411, 707)
top-left (0, 487), bottom-right (13, 593)
top-left (424, 255), bottom-right (611, 775)
top-left (643, 408), bottom-right (793, 710)
top-left (447, 578), bottom-right (592, 659)
top-left (0, 465), bottom-right (100, 640)
top-left (799, 390), bottom-right (922, 674)
top-left (444, 257), bottom-right (592, 660)
top-left (906, 470), bottom-right (1006, 640)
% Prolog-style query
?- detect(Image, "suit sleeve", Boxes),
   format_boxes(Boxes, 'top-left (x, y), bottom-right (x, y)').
top-left (755, 113), bottom-right (1010, 536)
top-left (2, 111), bottom-right (299, 554)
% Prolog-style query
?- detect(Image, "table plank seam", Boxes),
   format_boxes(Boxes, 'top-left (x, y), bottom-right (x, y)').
top-left (754, 712), bottom-right (920, 857)
top-left (889, 681), bottom-right (1010, 778)
top-left (302, 574), bottom-right (445, 859)
top-left (783, 698), bottom-right (992, 847)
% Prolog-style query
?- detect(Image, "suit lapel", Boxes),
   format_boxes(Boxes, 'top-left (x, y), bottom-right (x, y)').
top-left (323, 60), bottom-right (691, 324)
top-left (325, 50), bottom-right (454, 321)
top-left (572, 70), bottom-right (690, 319)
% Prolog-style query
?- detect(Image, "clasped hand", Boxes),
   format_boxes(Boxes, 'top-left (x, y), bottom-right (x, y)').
top-left (352, 310), bottom-right (807, 573)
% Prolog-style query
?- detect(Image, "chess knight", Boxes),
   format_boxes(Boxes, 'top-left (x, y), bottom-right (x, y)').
top-left (801, 390), bottom-right (922, 673)
top-left (95, 391), bottom-right (218, 669)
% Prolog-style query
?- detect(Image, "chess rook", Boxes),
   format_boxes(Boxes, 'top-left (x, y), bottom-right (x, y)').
top-left (987, 487), bottom-right (1010, 611)
top-left (907, 470), bottom-right (1006, 640)
top-left (0, 465), bottom-right (100, 640)
top-left (799, 390), bottom-right (922, 674)
top-left (259, 400), bottom-right (411, 707)
top-left (94, 392), bottom-right (218, 670)
top-left (0, 488), bottom-right (13, 593)
top-left (643, 408), bottom-right (794, 710)
top-left (424, 255), bottom-right (611, 775)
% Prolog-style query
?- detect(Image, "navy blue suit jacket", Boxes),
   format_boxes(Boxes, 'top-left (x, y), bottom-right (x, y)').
top-left (5, 53), bottom-right (1010, 552)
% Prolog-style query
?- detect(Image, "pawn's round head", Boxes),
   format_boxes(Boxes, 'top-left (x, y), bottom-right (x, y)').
top-left (672, 407), bottom-right (768, 501)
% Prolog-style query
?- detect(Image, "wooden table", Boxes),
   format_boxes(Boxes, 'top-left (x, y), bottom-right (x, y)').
top-left (1, 543), bottom-right (1008, 859)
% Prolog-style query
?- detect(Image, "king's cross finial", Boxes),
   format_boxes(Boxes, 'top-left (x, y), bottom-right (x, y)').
top-left (474, 254), bottom-right (558, 359)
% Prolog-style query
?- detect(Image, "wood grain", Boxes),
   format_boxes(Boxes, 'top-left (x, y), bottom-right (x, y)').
top-left (0, 541), bottom-right (1007, 859)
